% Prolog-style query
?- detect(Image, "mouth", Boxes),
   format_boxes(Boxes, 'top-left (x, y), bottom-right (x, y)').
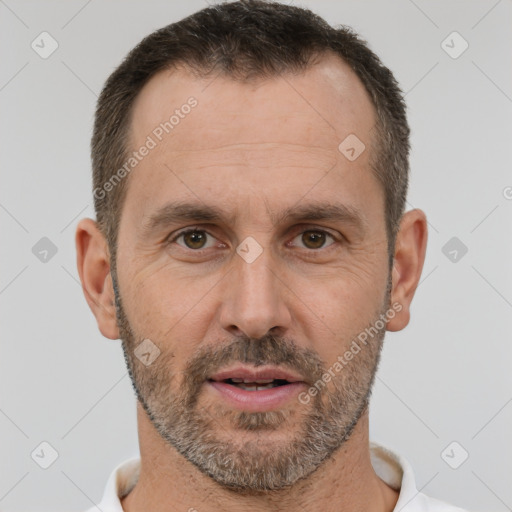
top-left (215, 378), bottom-right (291, 391)
top-left (206, 366), bottom-right (307, 411)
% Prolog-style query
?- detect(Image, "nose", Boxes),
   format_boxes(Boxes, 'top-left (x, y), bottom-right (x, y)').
top-left (219, 247), bottom-right (292, 339)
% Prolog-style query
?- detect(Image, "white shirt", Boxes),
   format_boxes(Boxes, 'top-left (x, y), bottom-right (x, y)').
top-left (85, 442), bottom-right (470, 512)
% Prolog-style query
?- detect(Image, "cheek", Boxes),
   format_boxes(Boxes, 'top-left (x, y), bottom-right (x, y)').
top-left (118, 258), bottom-right (219, 354)
top-left (292, 263), bottom-right (387, 360)
top-left (305, 256), bottom-right (386, 313)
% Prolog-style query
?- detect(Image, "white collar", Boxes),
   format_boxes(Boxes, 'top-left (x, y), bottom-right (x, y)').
top-left (85, 442), bottom-right (468, 512)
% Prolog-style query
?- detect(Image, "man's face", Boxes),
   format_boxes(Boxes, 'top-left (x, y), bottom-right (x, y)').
top-left (114, 55), bottom-right (391, 491)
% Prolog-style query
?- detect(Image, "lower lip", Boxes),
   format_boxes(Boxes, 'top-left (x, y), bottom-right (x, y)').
top-left (207, 381), bottom-right (306, 411)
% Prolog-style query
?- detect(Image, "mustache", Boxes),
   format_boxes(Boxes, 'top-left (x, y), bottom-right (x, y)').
top-left (182, 333), bottom-right (326, 401)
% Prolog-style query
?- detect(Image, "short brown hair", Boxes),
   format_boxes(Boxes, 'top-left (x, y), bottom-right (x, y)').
top-left (91, 0), bottom-right (409, 267)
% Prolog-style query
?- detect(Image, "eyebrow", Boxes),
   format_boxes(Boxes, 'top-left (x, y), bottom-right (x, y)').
top-left (142, 200), bottom-right (367, 235)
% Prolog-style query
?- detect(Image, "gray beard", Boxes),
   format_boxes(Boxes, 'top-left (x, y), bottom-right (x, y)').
top-left (113, 270), bottom-right (388, 492)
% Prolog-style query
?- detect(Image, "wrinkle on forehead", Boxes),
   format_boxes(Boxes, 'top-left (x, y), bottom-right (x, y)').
top-left (159, 142), bottom-right (339, 172)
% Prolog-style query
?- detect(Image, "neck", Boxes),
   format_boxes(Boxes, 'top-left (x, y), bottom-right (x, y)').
top-left (121, 402), bottom-right (399, 512)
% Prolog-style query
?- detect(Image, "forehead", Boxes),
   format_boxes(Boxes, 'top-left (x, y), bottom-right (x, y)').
top-left (121, 53), bottom-right (382, 233)
top-left (130, 53), bottom-right (376, 152)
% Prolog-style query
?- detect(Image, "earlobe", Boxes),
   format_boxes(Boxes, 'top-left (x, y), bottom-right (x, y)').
top-left (386, 209), bottom-right (428, 332)
top-left (75, 218), bottom-right (120, 340)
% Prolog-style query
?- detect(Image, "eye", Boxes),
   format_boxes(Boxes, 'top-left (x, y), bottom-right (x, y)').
top-left (291, 229), bottom-right (337, 250)
top-left (171, 229), bottom-right (218, 250)
top-left (167, 227), bottom-right (339, 254)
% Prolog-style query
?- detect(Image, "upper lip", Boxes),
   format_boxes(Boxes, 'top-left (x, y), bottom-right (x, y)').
top-left (208, 365), bottom-right (305, 383)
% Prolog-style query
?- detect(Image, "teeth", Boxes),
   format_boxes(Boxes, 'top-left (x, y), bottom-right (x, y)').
top-left (229, 378), bottom-right (276, 384)
top-left (237, 383), bottom-right (277, 391)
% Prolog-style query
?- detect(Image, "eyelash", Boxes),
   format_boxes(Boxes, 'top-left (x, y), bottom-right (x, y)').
top-left (167, 226), bottom-right (341, 252)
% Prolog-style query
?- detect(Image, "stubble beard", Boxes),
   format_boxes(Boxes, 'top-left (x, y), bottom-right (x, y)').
top-left (112, 269), bottom-right (390, 493)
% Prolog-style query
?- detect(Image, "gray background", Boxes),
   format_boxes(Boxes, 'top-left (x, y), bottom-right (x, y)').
top-left (1, 1), bottom-right (511, 511)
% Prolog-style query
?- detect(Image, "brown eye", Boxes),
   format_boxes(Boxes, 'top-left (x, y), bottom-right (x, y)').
top-left (302, 231), bottom-right (326, 249)
top-left (292, 230), bottom-right (336, 250)
top-left (175, 230), bottom-right (215, 250)
top-left (184, 231), bottom-right (206, 249)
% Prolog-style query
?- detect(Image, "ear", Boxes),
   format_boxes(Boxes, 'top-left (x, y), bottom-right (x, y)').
top-left (386, 209), bottom-right (428, 332)
top-left (75, 218), bottom-right (119, 340)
